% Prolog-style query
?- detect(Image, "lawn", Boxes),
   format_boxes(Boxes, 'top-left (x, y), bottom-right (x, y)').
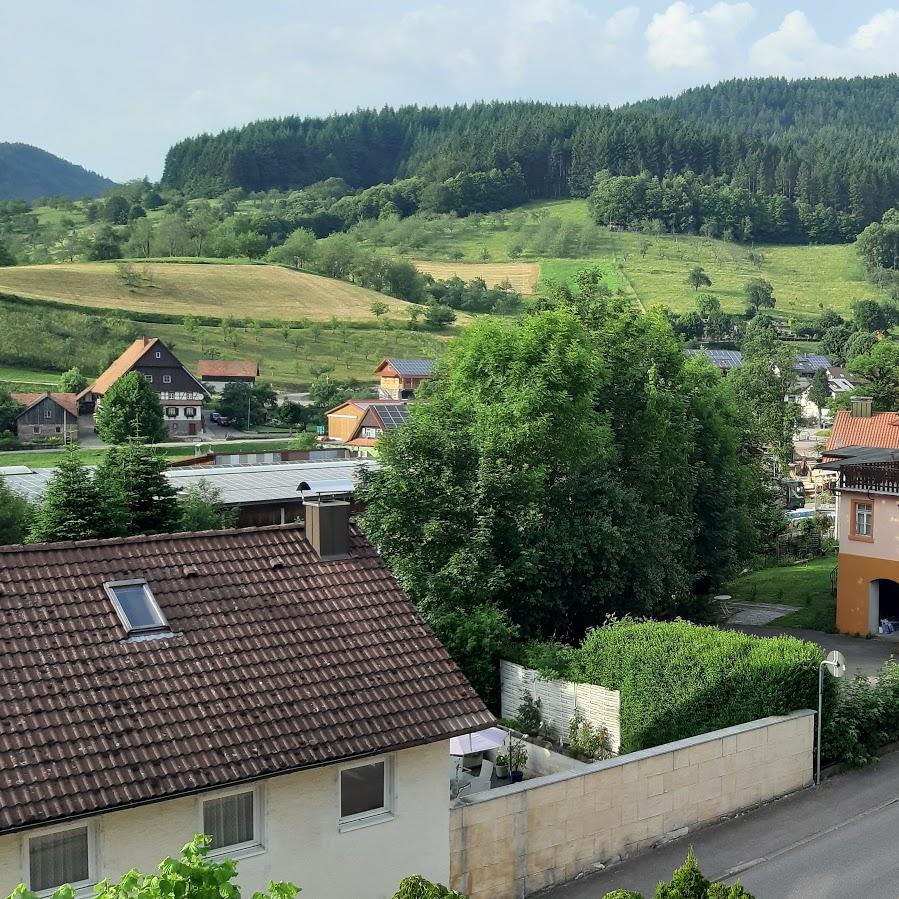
top-left (0, 364), bottom-right (59, 387)
top-left (0, 438), bottom-right (303, 469)
top-left (0, 261), bottom-right (421, 323)
top-left (724, 555), bottom-right (838, 632)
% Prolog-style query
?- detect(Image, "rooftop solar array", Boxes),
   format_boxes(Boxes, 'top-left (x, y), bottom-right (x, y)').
top-left (386, 358), bottom-right (434, 376)
top-left (793, 354), bottom-right (832, 373)
top-left (372, 404), bottom-right (411, 429)
top-left (684, 349), bottom-right (743, 368)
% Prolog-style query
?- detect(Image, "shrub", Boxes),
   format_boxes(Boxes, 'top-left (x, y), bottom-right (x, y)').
top-left (568, 709), bottom-right (612, 759)
top-left (393, 876), bottom-right (468, 898)
top-left (522, 619), bottom-right (828, 752)
top-left (514, 692), bottom-right (543, 734)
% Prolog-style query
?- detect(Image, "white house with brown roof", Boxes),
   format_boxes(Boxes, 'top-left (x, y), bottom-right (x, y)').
top-left (197, 359), bottom-right (259, 392)
top-left (0, 506), bottom-right (491, 897)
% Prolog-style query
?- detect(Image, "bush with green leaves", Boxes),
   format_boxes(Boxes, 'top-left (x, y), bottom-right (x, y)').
top-left (392, 875), bottom-right (467, 899)
top-left (514, 693), bottom-right (543, 734)
top-left (602, 848), bottom-right (753, 899)
top-left (567, 710), bottom-right (612, 759)
top-left (4, 835), bottom-right (299, 899)
top-left (521, 619), bottom-right (828, 753)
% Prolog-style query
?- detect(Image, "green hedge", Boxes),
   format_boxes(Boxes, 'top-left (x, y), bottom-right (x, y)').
top-left (520, 620), bottom-right (829, 753)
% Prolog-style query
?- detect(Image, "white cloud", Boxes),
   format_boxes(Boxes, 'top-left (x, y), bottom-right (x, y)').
top-left (645, 2), bottom-right (754, 71)
top-left (749, 8), bottom-right (899, 77)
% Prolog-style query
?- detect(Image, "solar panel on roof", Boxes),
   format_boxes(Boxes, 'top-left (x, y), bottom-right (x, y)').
top-left (373, 404), bottom-right (411, 429)
top-left (684, 349), bottom-right (742, 367)
top-left (387, 358), bottom-right (434, 376)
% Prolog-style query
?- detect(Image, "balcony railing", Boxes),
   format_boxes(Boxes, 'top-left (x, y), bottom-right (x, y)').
top-left (840, 463), bottom-right (899, 494)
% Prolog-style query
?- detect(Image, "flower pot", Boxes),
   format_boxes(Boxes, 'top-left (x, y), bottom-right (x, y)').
top-left (510, 770), bottom-right (524, 783)
top-left (495, 763), bottom-right (509, 778)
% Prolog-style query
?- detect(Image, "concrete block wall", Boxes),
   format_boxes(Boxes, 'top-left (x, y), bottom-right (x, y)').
top-left (450, 710), bottom-right (814, 899)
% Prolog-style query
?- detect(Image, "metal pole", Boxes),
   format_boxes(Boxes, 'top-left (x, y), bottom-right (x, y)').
top-left (816, 661), bottom-right (824, 786)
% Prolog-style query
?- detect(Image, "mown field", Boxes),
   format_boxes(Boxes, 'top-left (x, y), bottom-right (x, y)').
top-left (0, 261), bottom-right (420, 322)
top-left (410, 259), bottom-right (540, 293)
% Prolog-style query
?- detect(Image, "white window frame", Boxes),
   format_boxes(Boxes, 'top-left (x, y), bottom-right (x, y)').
top-left (184, 406), bottom-right (197, 418)
top-left (361, 427), bottom-right (381, 440)
top-left (104, 579), bottom-right (168, 635)
top-left (856, 502), bottom-right (873, 537)
top-left (144, 374), bottom-right (153, 383)
top-left (162, 374), bottom-right (172, 384)
top-left (198, 783), bottom-right (265, 859)
top-left (165, 406), bottom-right (179, 418)
top-left (24, 820), bottom-right (97, 896)
top-left (338, 755), bottom-right (394, 832)
top-left (154, 351), bottom-right (162, 359)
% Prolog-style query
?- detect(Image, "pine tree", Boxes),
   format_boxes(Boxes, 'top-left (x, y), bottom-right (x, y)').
top-left (94, 441), bottom-right (179, 535)
top-left (27, 446), bottom-right (113, 543)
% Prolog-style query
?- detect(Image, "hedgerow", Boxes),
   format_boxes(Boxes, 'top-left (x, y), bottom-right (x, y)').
top-left (520, 619), bottom-right (829, 753)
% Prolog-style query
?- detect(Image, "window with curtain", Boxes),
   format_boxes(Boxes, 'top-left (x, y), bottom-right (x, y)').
top-left (28, 826), bottom-right (90, 892)
top-left (202, 790), bottom-right (255, 850)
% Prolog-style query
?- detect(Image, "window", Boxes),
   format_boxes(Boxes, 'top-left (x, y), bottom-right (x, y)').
top-left (55, 427), bottom-right (61, 433)
top-left (339, 757), bottom-right (393, 828)
top-left (852, 500), bottom-right (874, 541)
top-left (165, 406), bottom-right (179, 418)
top-left (201, 787), bottom-right (262, 855)
top-left (162, 374), bottom-right (172, 384)
top-left (144, 374), bottom-right (153, 383)
top-left (104, 580), bottom-right (168, 634)
top-left (361, 427), bottom-right (381, 440)
top-left (33, 426), bottom-right (40, 434)
top-left (28, 824), bottom-right (93, 893)
top-left (44, 407), bottom-right (52, 419)
top-left (155, 351), bottom-right (162, 358)
top-left (184, 406), bottom-right (197, 418)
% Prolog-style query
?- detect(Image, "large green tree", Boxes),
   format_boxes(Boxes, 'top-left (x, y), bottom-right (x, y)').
top-left (217, 381), bottom-right (277, 428)
top-left (0, 388), bottom-right (23, 434)
top-left (57, 367), bottom-right (88, 394)
top-left (848, 340), bottom-right (899, 410)
top-left (0, 477), bottom-right (31, 545)
top-left (94, 441), bottom-right (179, 535)
top-left (95, 371), bottom-right (167, 444)
top-left (177, 481), bottom-right (238, 531)
top-left (27, 445), bottom-right (114, 543)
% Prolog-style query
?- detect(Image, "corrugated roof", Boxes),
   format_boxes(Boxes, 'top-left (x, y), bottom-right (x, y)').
top-left (10, 392), bottom-right (78, 417)
top-left (2, 459), bottom-right (378, 505)
top-left (0, 524), bottom-right (492, 833)
top-left (197, 360), bottom-right (259, 379)
top-left (78, 337), bottom-right (158, 399)
top-left (827, 410), bottom-right (899, 452)
top-left (376, 358), bottom-right (434, 377)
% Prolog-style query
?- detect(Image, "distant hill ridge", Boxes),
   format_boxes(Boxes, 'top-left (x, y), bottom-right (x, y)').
top-left (0, 143), bottom-right (114, 201)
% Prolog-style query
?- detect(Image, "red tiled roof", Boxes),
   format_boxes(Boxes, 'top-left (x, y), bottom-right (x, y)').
top-left (10, 392), bottom-right (78, 417)
top-left (827, 410), bottom-right (899, 452)
top-left (197, 360), bottom-right (259, 379)
top-left (0, 524), bottom-right (492, 833)
top-left (78, 337), bottom-right (158, 399)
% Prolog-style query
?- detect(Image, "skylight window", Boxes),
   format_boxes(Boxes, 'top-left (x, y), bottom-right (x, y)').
top-left (104, 580), bottom-right (168, 635)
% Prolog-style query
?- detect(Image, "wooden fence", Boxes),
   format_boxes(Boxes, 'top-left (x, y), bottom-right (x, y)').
top-left (500, 660), bottom-right (621, 753)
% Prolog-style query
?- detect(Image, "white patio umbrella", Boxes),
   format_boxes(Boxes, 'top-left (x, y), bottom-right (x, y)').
top-left (449, 727), bottom-right (507, 756)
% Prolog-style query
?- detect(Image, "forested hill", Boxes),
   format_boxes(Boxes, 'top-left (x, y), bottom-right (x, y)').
top-left (162, 77), bottom-right (899, 234)
top-left (632, 76), bottom-right (899, 134)
top-left (0, 144), bottom-right (114, 201)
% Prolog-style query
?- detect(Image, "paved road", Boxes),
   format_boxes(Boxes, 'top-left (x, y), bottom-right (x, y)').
top-left (547, 751), bottom-right (899, 899)
top-left (725, 624), bottom-right (899, 676)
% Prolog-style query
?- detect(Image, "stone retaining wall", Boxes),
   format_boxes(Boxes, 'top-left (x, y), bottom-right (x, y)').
top-left (450, 710), bottom-right (815, 899)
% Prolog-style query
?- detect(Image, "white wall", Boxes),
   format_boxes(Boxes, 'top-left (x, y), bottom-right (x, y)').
top-left (0, 741), bottom-right (449, 899)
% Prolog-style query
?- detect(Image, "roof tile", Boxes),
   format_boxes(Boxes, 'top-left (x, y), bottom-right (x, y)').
top-left (827, 410), bottom-right (899, 452)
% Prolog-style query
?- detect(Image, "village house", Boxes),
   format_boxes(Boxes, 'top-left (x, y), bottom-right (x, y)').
top-left (197, 359), bottom-right (260, 393)
top-left (10, 392), bottom-right (78, 442)
top-left (683, 348), bottom-right (743, 375)
top-left (0, 506), bottom-right (492, 897)
top-left (326, 399), bottom-right (409, 447)
top-left (375, 358), bottom-right (434, 399)
top-left (78, 337), bottom-right (208, 436)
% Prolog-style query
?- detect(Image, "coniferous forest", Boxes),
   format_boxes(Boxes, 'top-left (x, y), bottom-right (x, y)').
top-left (161, 76), bottom-right (899, 243)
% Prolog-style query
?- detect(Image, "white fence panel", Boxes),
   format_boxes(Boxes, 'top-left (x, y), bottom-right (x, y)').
top-left (500, 660), bottom-right (621, 753)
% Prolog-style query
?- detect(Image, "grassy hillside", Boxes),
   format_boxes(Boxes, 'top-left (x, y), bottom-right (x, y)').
top-left (370, 198), bottom-right (882, 317)
top-left (0, 261), bottom-right (422, 322)
top-left (410, 259), bottom-right (540, 293)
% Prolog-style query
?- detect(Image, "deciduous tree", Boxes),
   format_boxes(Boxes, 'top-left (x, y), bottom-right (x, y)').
top-left (95, 371), bottom-right (167, 444)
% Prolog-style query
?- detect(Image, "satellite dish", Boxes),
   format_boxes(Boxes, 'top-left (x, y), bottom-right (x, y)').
top-left (826, 650), bottom-right (847, 678)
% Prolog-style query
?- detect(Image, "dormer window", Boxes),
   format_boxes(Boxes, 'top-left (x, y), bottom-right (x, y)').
top-left (104, 579), bottom-right (168, 635)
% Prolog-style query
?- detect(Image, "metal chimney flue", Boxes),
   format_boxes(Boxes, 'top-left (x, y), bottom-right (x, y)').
top-left (304, 499), bottom-right (351, 561)
top-left (850, 396), bottom-right (873, 418)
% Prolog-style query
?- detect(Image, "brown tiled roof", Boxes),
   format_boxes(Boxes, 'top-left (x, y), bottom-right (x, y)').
top-left (197, 360), bottom-right (259, 379)
top-left (78, 337), bottom-right (158, 399)
top-left (0, 524), bottom-right (492, 833)
top-left (10, 392), bottom-right (78, 417)
top-left (827, 410), bottom-right (899, 452)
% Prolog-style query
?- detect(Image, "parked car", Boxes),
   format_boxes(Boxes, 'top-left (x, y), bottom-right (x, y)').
top-left (209, 411), bottom-right (222, 424)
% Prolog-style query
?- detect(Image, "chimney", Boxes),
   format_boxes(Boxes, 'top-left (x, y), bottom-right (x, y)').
top-left (304, 499), bottom-right (351, 561)
top-left (850, 396), bottom-right (873, 418)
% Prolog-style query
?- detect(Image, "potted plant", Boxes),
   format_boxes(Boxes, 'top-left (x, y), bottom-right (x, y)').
top-left (509, 740), bottom-right (528, 783)
top-left (494, 752), bottom-right (509, 779)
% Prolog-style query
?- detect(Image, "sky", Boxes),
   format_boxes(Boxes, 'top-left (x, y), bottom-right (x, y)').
top-left (3, 1), bottom-right (899, 182)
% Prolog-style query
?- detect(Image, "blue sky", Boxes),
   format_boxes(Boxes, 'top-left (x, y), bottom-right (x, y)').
top-left (2, 1), bottom-right (898, 182)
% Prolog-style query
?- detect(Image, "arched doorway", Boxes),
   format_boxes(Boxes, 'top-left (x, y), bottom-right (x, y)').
top-left (869, 579), bottom-right (899, 633)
